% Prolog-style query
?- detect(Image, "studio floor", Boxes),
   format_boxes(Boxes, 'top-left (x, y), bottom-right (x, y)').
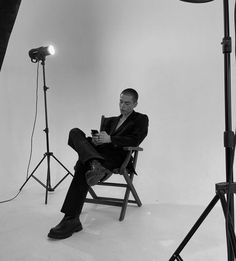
top-left (0, 179), bottom-right (229, 261)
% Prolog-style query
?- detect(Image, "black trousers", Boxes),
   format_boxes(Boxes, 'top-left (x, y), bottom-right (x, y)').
top-left (60, 128), bottom-right (126, 217)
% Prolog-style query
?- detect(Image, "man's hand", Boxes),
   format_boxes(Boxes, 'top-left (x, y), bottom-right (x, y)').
top-left (92, 131), bottom-right (111, 145)
top-left (91, 134), bottom-right (100, 146)
top-left (99, 131), bottom-right (111, 144)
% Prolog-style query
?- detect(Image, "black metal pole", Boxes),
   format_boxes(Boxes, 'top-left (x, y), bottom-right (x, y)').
top-left (41, 59), bottom-right (53, 204)
top-left (19, 53), bottom-right (74, 203)
top-left (222, 0), bottom-right (234, 260)
top-left (169, 0), bottom-right (236, 260)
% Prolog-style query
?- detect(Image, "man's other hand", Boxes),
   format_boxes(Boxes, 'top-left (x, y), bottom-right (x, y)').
top-left (97, 131), bottom-right (111, 144)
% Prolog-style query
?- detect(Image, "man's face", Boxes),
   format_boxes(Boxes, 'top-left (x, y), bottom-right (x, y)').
top-left (119, 94), bottom-right (137, 117)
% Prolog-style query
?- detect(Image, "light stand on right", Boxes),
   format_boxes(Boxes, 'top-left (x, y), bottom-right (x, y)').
top-left (169, 0), bottom-right (236, 261)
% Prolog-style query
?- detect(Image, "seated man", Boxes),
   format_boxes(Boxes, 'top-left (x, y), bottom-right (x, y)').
top-left (48, 88), bottom-right (149, 239)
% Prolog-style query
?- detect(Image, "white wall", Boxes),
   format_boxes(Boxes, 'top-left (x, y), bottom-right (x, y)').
top-left (1, 0), bottom-right (235, 205)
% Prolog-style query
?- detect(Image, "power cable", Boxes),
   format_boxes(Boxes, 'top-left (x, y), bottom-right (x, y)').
top-left (0, 61), bottom-right (40, 203)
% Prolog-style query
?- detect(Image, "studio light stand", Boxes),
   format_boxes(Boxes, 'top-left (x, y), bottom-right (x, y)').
top-left (20, 46), bottom-right (73, 204)
top-left (169, 0), bottom-right (236, 261)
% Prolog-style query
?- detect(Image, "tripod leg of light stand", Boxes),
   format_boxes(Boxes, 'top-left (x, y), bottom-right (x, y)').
top-left (19, 154), bottom-right (47, 191)
top-left (50, 154), bottom-right (74, 190)
top-left (20, 152), bottom-right (73, 204)
top-left (218, 190), bottom-right (236, 258)
top-left (169, 195), bottom-right (219, 261)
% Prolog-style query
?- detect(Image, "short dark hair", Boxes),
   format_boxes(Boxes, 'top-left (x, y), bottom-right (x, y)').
top-left (121, 88), bottom-right (139, 103)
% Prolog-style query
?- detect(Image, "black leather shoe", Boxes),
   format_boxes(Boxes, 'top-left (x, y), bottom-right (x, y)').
top-left (85, 160), bottom-right (112, 186)
top-left (48, 216), bottom-right (83, 239)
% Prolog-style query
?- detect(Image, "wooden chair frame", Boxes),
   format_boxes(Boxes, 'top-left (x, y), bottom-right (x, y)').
top-left (85, 146), bottom-right (143, 221)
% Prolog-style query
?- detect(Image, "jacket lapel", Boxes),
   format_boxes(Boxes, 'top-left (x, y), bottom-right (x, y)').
top-left (112, 111), bottom-right (136, 134)
top-left (110, 116), bottom-right (121, 135)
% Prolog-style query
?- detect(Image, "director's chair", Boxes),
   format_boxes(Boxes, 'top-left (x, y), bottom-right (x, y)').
top-left (85, 116), bottom-right (143, 221)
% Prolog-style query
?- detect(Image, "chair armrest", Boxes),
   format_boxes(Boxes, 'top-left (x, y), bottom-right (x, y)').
top-left (123, 146), bottom-right (143, 151)
top-left (119, 147), bottom-right (143, 173)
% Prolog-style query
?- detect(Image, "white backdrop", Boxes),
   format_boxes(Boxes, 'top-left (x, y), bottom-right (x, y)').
top-left (1, 0), bottom-right (236, 205)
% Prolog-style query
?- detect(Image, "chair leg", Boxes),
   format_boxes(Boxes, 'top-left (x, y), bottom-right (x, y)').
top-left (118, 172), bottom-right (142, 221)
top-left (86, 172), bottom-right (142, 221)
top-left (88, 186), bottom-right (98, 199)
top-left (119, 185), bottom-right (131, 221)
top-left (123, 172), bottom-right (142, 207)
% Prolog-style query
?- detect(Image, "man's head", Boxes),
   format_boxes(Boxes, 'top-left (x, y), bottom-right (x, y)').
top-left (119, 88), bottom-right (138, 117)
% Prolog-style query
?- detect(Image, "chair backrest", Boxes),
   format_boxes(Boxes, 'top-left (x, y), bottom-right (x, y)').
top-left (100, 115), bottom-right (105, 131)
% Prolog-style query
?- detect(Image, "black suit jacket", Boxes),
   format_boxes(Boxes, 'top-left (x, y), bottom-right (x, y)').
top-left (96, 111), bottom-right (148, 171)
top-left (100, 110), bottom-right (149, 148)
